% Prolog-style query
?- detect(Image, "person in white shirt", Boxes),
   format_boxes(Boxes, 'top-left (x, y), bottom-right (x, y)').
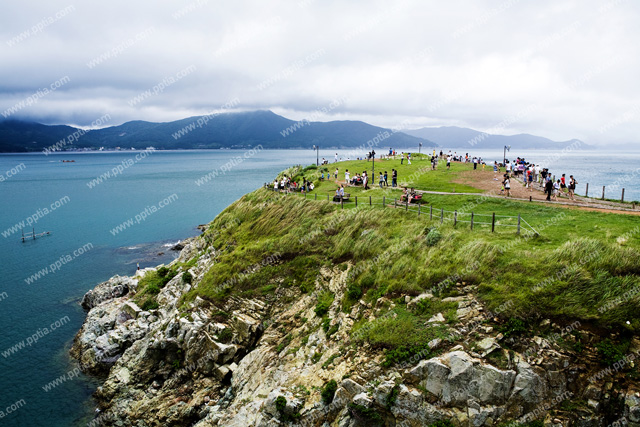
top-left (345, 170), bottom-right (350, 183)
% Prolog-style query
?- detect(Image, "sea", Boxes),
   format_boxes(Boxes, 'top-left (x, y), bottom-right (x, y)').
top-left (0, 146), bottom-right (637, 426)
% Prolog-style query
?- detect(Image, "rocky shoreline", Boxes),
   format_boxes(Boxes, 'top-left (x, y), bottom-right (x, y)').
top-left (72, 233), bottom-right (640, 426)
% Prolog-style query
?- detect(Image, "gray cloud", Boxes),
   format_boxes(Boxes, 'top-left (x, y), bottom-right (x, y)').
top-left (1, 0), bottom-right (638, 145)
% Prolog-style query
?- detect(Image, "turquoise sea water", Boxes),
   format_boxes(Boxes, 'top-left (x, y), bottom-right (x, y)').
top-left (0, 147), bottom-right (636, 426)
top-left (0, 149), bottom-right (328, 427)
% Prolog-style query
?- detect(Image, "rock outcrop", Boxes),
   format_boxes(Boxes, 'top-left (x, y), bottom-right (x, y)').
top-left (72, 234), bottom-right (640, 426)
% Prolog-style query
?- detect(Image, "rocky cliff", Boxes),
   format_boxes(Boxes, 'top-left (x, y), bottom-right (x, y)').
top-left (71, 198), bottom-right (640, 427)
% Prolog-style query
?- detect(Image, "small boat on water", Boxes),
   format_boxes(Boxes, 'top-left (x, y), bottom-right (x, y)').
top-left (61, 160), bottom-right (75, 162)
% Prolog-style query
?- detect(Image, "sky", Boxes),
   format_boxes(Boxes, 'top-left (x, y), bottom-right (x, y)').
top-left (1, 0), bottom-right (638, 146)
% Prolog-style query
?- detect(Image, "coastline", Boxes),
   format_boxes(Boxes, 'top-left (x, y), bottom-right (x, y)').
top-left (70, 186), bottom-right (640, 426)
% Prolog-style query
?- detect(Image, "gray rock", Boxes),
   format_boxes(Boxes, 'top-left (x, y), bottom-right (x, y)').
top-left (352, 392), bottom-right (372, 407)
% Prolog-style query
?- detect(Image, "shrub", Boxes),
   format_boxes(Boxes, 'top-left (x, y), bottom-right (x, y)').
top-left (321, 380), bottom-right (338, 404)
top-left (500, 318), bottom-right (528, 338)
top-left (217, 328), bottom-right (233, 343)
top-left (348, 403), bottom-right (382, 425)
top-left (315, 291), bottom-right (335, 317)
top-left (425, 228), bottom-right (442, 246)
top-left (157, 266), bottom-right (170, 277)
top-left (141, 297), bottom-right (159, 311)
top-left (347, 283), bottom-right (363, 300)
top-left (596, 338), bottom-right (629, 366)
top-left (182, 271), bottom-right (193, 284)
top-left (386, 384), bottom-right (400, 409)
top-left (275, 395), bottom-right (287, 414)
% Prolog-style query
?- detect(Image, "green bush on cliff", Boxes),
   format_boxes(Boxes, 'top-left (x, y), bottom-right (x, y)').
top-left (315, 291), bottom-right (334, 317)
top-left (321, 379), bottom-right (338, 404)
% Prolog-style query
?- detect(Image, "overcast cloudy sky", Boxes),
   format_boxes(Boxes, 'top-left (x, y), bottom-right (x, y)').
top-left (1, 0), bottom-right (638, 146)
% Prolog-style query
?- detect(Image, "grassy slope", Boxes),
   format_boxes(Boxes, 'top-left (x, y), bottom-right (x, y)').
top-left (177, 158), bottom-right (640, 360)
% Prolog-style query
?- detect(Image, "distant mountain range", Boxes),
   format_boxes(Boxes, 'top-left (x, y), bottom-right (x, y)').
top-left (0, 111), bottom-right (588, 153)
top-left (0, 111), bottom-right (429, 152)
top-left (403, 126), bottom-right (587, 150)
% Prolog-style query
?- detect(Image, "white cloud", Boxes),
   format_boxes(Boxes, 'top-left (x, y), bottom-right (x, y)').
top-left (0, 0), bottom-right (639, 146)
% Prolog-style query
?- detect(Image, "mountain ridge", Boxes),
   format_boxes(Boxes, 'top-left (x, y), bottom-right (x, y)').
top-left (403, 125), bottom-right (588, 150)
top-left (0, 111), bottom-right (432, 152)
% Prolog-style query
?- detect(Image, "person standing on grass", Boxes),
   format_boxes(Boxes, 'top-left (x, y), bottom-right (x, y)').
top-left (363, 171), bottom-right (369, 190)
top-left (408, 153), bottom-right (411, 164)
top-left (545, 178), bottom-right (553, 201)
top-left (384, 171), bottom-right (388, 186)
top-left (345, 169), bottom-right (350, 183)
top-left (560, 174), bottom-right (566, 194)
top-left (334, 168), bottom-right (338, 180)
top-left (334, 153), bottom-right (338, 163)
top-left (503, 174), bottom-right (511, 197)
top-left (527, 169), bottom-right (533, 191)
top-left (392, 169), bottom-right (397, 187)
top-left (568, 175), bottom-right (576, 200)
top-left (447, 155), bottom-right (452, 170)
top-left (401, 153), bottom-right (404, 165)
top-left (379, 172), bottom-right (384, 188)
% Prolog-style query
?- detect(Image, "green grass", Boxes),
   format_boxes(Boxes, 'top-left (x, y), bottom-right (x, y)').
top-left (180, 160), bottom-right (640, 353)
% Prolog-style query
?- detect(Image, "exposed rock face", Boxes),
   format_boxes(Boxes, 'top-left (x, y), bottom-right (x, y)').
top-left (72, 235), bottom-right (640, 426)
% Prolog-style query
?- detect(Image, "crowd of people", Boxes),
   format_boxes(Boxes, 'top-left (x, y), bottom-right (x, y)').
top-left (273, 174), bottom-right (314, 193)
top-left (274, 149), bottom-right (579, 205)
top-left (496, 157), bottom-right (577, 201)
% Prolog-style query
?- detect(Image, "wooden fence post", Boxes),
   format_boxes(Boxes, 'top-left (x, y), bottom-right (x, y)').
top-left (418, 204), bottom-right (421, 216)
top-left (517, 214), bottom-right (521, 235)
top-left (602, 186), bottom-right (605, 200)
top-left (441, 208), bottom-right (444, 224)
top-left (491, 213), bottom-right (495, 233)
top-left (585, 183), bottom-right (589, 197)
top-left (315, 193), bottom-right (317, 200)
top-left (394, 198), bottom-right (397, 208)
top-left (470, 212), bottom-right (474, 230)
top-left (405, 199), bottom-right (408, 211)
top-left (355, 196), bottom-right (358, 207)
top-left (341, 197), bottom-right (344, 209)
top-left (621, 188), bottom-right (625, 203)
top-left (327, 194), bottom-right (330, 201)
top-left (454, 211), bottom-right (457, 226)
top-left (369, 196), bottom-right (372, 206)
top-left (383, 196), bottom-right (385, 207)
top-left (430, 205), bottom-right (433, 220)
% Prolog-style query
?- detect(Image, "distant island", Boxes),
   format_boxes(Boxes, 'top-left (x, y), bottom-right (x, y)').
top-left (0, 110), bottom-right (587, 153)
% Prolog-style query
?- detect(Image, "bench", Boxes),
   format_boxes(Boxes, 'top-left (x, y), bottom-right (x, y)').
top-left (333, 193), bottom-right (351, 202)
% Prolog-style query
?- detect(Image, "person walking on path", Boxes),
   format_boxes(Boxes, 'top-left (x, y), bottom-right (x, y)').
top-left (345, 169), bottom-right (350, 183)
top-left (503, 174), bottom-right (511, 197)
top-left (334, 168), bottom-right (338, 180)
top-left (568, 175), bottom-right (576, 200)
top-left (553, 179), bottom-right (560, 201)
top-left (392, 169), bottom-right (397, 187)
top-left (379, 172), bottom-right (384, 188)
top-left (363, 172), bottom-right (369, 190)
top-left (446, 155), bottom-right (452, 170)
top-left (545, 178), bottom-right (553, 201)
top-left (383, 171), bottom-right (388, 186)
top-left (527, 169), bottom-right (533, 191)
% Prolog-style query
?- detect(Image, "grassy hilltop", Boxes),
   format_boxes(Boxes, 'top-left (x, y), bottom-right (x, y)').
top-left (140, 155), bottom-right (640, 366)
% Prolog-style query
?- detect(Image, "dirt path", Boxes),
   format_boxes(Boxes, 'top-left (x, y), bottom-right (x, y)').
top-left (450, 169), bottom-right (640, 215)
